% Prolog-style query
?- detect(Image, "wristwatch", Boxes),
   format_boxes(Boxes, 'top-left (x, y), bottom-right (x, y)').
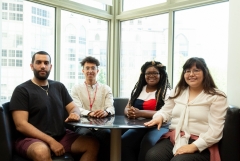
top-left (105, 110), bottom-right (111, 116)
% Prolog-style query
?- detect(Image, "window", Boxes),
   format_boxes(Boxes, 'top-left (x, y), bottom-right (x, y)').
top-left (70, 0), bottom-right (106, 10)
top-left (100, 49), bottom-right (107, 67)
top-left (123, 0), bottom-right (167, 11)
top-left (60, 10), bottom-right (108, 92)
top-left (37, 8), bottom-right (42, 16)
top-left (16, 4), bottom-right (23, 11)
top-left (16, 35), bottom-right (23, 47)
top-left (0, 0), bottom-right (229, 103)
top-left (0, 1), bottom-right (55, 103)
top-left (9, 13), bottom-right (23, 21)
top-left (88, 49), bottom-right (93, 55)
top-left (9, 13), bottom-right (15, 20)
top-left (67, 72), bottom-right (76, 79)
top-left (16, 59), bottom-right (22, 67)
top-left (16, 50), bottom-right (23, 57)
top-left (67, 48), bottom-right (76, 61)
top-left (68, 36), bottom-right (76, 43)
top-left (120, 14), bottom-right (169, 97)
top-left (79, 26), bottom-right (86, 54)
top-left (173, 2), bottom-right (229, 93)
top-left (8, 59), bottom-right (15, 66)
top-left (8, 3), bottom-right (23, 11)
top-left (79, 37), bottom-right (86, 44)
top-left (32, 7), bottom-right (36, 14)
top-left (2, 3), bottom-right (8, 10)
top-left (31, 51), bottom-right (35, 57)
top-left (16, 14), bottom-right (23, 21)
top-left (2, 50), bottom-right (7, 57)
top-left (32, 16), bottom-right (36, 23)
top-left (9, 3), bottom-right (16, 11)
top-left (42, 19), bottom-right (47, 26)
top-left (30, 7), bottom-right (50, 26)
top-left (77, 64), bottom-right (84, 80)
top-left (2, 12), bottom-right (8, 20)
top-left (1, 59), bottom-right (7, 66)
top-left (1, 96), bottom-right (7, 100)
top-left (78, 72), bottom-right (84, 80)
top-left (42, 10), bottom-right (47, 17)
top-left (37, 17), bottom-right (41, 24)
top-left (9, 50), bottom-right (15, 57)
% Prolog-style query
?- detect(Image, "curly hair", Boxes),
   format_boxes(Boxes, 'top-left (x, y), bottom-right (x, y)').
top-left (171, 57), bottom-right (226, 99)
top-left (80, 56), bottom-right (100, 67)
top-left (129, 61), bottom-right (171, 110)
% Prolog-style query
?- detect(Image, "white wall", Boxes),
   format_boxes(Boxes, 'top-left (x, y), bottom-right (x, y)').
top-left (227, 0), bottom-right (240, 107)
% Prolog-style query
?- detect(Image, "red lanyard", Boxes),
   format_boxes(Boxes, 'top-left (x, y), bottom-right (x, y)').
top-left (85, 82), bottom-right (98, 111)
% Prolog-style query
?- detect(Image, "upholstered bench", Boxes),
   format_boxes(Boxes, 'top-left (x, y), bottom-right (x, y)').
top-left (218, 105), bottom-right (240, 161)
top-left (2, 98), bottom-right (240, 161)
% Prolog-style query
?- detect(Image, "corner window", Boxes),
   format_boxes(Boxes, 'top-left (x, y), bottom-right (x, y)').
top-left (60, 10), bottom-right (108, 92)
top-left (0, 0), bottom-right (55, 103)
top-left (173, 2), bottom-right (229, 93)
top-left (120, 14), bottom-right (169, 97)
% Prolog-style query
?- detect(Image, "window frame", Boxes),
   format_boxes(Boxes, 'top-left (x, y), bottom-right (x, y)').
top-left (0, 0), bottom-right (229, 102)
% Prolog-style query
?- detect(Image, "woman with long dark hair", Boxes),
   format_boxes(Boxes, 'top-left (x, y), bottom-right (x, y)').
top-left (144, 57), bottom-right (228, 161)
top-left (121, 60), bottom-right (171, 161)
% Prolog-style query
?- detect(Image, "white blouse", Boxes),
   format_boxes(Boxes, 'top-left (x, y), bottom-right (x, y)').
top-left (153, 87), bottom-right (228, 153)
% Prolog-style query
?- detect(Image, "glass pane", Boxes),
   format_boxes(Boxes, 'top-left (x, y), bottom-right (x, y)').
top-left (60, 10), bottom-right (108, 93)
top-left (70, 0), bottom-right (106, 10)
top-left (173, 2), bottom-right (229, 93)
top-left (1, 0), bottom-right (55, 103)
top-left (120, 14), bottom-right (169, 97)
top-left (123, 0), bottom-right (167, 11)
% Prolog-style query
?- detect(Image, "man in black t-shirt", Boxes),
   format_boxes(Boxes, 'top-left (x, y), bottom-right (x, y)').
top-left (10, 51), bottom-right (99, 161)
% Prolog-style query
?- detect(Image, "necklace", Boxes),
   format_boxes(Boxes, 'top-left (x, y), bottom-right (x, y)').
top-left (32, 79), bottom-right (49, 95)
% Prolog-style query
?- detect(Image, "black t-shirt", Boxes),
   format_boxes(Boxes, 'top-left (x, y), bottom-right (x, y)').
top-left (9, 79), bottom-right (73, 139)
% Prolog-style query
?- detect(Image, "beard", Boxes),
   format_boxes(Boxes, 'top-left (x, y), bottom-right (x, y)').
top-left (33, 68), bottom-right (50, 80)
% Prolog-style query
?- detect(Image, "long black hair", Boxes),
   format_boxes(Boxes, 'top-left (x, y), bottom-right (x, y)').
top-left (171, 57), bottom-right (226, 99)
top-left (129, 61), bottom-right (171, 110)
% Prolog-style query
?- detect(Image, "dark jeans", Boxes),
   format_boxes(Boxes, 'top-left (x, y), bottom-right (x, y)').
top-left (121, 126), bottom-right (169, 161)
top-left (75, 127), bottom-right (110, 161)
top-left (145, 138), bottom-right (210, 161)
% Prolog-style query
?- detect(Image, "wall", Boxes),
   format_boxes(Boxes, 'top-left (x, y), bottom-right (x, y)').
top-left (227, 0), bottom-right (240, 107)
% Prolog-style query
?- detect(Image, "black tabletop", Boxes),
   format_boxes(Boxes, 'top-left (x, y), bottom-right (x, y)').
top-left (68, 115), bottom-right (155, 129)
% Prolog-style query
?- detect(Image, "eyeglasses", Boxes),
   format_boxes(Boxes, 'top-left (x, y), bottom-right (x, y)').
top-left (84, 66), bottom-right (98, 71)
top-left (184, 69), bottom-right (201, 75)
top-left (145, 72), bottom-right (160, 77)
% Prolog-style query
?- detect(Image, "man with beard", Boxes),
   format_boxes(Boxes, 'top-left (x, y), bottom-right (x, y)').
top-left (9, 51), bottom-right (99, 161)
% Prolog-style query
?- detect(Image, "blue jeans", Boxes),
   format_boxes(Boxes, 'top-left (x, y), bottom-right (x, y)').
top-left (121, 125), bottom-right (169, 161)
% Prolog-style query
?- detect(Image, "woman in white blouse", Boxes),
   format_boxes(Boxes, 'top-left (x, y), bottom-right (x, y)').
top-left (144, 57), bottom-right (228, 161)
